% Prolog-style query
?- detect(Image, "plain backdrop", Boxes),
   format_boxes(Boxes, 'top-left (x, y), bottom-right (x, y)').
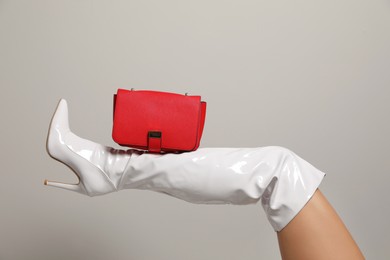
top-left (0, 0), bottom-right (389, 259)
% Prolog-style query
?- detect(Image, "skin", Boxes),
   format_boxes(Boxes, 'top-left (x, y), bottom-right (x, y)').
top-left (277, 189), bottom-right (365, 260)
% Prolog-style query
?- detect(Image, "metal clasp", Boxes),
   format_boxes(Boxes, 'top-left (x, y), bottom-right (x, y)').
top-left (148, 131), bottom-right (162, 138)
top-left (147, 131), bottom-right (162, 153)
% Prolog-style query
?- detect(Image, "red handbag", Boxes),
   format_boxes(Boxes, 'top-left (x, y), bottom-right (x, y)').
top-left (112, 89), bottom-right (207, 153)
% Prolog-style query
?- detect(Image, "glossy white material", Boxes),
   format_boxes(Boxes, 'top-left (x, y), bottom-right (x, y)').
top-left (45, 99), bottom-right (326, 231)
top-left (46, 99), bottom-right (130, 196)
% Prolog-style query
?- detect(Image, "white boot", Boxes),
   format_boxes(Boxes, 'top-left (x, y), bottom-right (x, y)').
top-left (46, 99), bottom-right (131, 196)
top-left (45, 99), bottom-right (326, 231)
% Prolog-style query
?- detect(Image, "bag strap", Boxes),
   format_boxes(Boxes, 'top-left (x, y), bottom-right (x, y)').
top-left (148, 131), bottom-right (162, 153)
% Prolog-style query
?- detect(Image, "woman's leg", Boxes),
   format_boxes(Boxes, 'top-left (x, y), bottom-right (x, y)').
top-left (45, 99), bottom-right (364, 258)
top-left (277, 189), bottom-right (365, 259)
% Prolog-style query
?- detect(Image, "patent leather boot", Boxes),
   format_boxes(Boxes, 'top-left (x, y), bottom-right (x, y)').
top-left (45, 99), bottom-right (326, 231)
top-left (45, 99), bottom-right (131, 196)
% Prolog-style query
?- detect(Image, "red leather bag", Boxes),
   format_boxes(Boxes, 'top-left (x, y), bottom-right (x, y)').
top-left (112, 89), bottom-right (207, 153)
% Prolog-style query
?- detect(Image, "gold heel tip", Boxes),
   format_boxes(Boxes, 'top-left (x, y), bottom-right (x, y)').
top-left (44, 180), bottom-right (48, 185)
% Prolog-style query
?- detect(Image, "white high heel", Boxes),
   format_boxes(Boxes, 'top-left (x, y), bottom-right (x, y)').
top-left (45, 99), bottom-right (131, 196)
top-left (45, 99), bottom-right (326, 231)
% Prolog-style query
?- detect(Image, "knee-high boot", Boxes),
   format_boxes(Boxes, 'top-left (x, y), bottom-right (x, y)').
top-left (45, 99), bottom-right (325, 231)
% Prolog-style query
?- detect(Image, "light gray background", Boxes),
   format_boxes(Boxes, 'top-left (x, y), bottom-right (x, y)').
top-left (1, 0), bottom-right (389, 259)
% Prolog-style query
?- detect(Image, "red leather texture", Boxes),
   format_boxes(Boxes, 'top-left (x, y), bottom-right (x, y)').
top-left (112, 89), bottom-right (206, 153)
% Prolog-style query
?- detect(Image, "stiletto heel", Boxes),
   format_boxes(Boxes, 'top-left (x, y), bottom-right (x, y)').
top-left (44, 179), bottom-right (84, 193)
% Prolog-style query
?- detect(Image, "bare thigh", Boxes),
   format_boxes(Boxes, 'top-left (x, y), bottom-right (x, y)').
top-left (277, 189), bottom-right (365, 260)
